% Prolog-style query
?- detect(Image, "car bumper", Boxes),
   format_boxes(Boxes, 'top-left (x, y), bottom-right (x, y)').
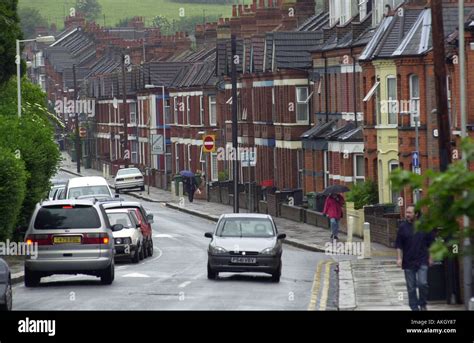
top-left (114, 244), bottom-right (137, 258)
top-left (115, 180), bottom-right (144, 190)
top-left (25, 257), bottom-right (112, 272)
top-left (208, 254), bottom-right (281, 273)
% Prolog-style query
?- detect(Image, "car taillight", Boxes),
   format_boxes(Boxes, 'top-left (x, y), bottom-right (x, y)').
top-left (83, 233), bottom-right (109, 245)
top-left (25, 234), bottom-right (52, 246)
top-left (135, 176), bottom-right (143, 180)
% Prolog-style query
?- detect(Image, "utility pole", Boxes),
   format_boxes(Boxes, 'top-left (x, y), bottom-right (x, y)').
top-left (431, 0), bottom-right (459, 305)
top-left (73, 64), bottom-right (81, 174)
top-left (122, 53), bottom-right (130, 166)
top-left (458, 0), bottom-right (472, 310)
top-left (231, 35), bottom-right (239, 213)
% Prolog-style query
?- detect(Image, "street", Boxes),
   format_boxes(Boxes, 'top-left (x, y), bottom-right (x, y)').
top-left (12, 172), bottom-right (337, 311)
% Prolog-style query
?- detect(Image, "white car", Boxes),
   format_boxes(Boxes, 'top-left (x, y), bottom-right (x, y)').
top-left (65, 176), bottom-right (114, 199)
top-left (114, 168), bottom-right (145, 193)
top-left (105, 208), bottom-right (145, 263)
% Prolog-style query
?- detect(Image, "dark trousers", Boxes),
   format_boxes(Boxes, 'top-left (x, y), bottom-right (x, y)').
top-left (404, 265), bottom-right (428, 311)
top-left (188, 189), bottom-right (195, 203)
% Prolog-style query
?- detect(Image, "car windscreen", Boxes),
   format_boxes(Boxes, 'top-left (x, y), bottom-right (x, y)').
top-left (107, 212), bottom-right (134, 228)
top-left (68, 186), bottom-right (111, 199)
top-left (34, 205), bottom-right (101, 230)
top-left (216, 218), bottom-right (275, 238)
top-left (117, 169), bottom-right (141, 176)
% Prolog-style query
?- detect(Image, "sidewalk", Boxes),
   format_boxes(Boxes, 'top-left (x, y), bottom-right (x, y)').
top-left (58, 153), bottom-right (464, 311)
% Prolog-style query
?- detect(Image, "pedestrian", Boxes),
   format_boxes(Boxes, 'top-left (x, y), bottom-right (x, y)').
top-left (185, 176), bottom-right (197, 203)
top-left (396, 205), bottom-right (435, 311)
top-left (323, 193), bottom-right (345, 240)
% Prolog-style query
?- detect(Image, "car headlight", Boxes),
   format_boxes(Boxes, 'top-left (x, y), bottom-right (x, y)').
top-left (210, 245), bottom-right (227, 255)
top-left (115, 237), bottom-right (132, 245)
top-left (260, 247), bottom-right (277, 255)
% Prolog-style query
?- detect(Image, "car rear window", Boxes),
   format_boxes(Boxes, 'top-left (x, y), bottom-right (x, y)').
top-left (216, 218), bottom-right (275, 238)
top-left (107, 212), bottom-right (134, 228)
top-left (117, 168), bottom-right (141, 176)
top-left (34, 205), bottom-right (101, 230)
top-left (68, 186), bottom-right (111, 199)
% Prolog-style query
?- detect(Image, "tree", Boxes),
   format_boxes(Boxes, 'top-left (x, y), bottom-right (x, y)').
top-left (346, 180), bottom-right (379, 210)
top-left (116, 17), bottom-right (135, 28)
top-left (390, 138), bottom-right (474, 260)
top-left (18, 7), bottom-right (48, 39)
top-left (0, 0), bottom-right (22, 86)
top-left (77, 0), bottom-right (102, 21)
top-left (152, 15), bottom-right (172, 35)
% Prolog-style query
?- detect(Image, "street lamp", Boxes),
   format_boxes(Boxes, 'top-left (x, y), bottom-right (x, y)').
top-left (16, 35), bottom-right (55, 117)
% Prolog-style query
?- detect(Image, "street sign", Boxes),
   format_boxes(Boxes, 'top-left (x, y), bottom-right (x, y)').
top-left (79, 127), bottom-right (87, 138)
top-left (412, 151), bottom-right (419, 168)
top-left (151, 134), bottom-right (164, 155)
top-left (202, 135), bottom-right (216, 153)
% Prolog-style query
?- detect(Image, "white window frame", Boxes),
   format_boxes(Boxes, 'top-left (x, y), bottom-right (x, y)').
top-left (353, 154), bottom-right (365, 183)
top-left (329, 0), bottom-right (340, 26)
top-left (199, 95), bottom-right (204, 126)
top-left (324, 150), bottom-right (329, 188)
top-left (174, 143), bottom-right (180, 173)
top-left (186, 96), bottom-right (190, 125)
top-left (272, 87), bottom-right (277, 122)
top-left (388, 159), bottom-right (400, 204)
top-left (409, 74), bottom-right (420, 127)
top-left (187, 144), bottom-right (192, 170)
top-left (211, 152), bottom-right (218, 182)
top-left (359, 0), bottom-right (368, 20)
top-left (340, 0), bottom-right (351, 24)
top-left (173, 96), bottom-right (178, 124)
top-left (209, 95), bottom-right (217, 126)
top-left (387, 75), bottom-right (397, 125)
top-left (296, 87), bottom-right (310, 123)
top-left (129, 102), bottom-right (137, 125)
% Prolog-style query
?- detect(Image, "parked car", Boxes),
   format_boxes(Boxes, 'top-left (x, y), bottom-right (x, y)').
top-left (204, 214), bottom-right (286, 282)
top-left (101, 200), bottom-right (154, 258)
top-left (24, 199), bottom-right (119, 287)
top-left (48, 184), bottom-right (65, 201)
top-left (0, 258), bottom-right (12, 311)
top-left (64, 176), bottom-right (114, 199)
top-left (114, 168), bottom-right (145, 193)
top-left (105, 208), bottom-right (144, 263)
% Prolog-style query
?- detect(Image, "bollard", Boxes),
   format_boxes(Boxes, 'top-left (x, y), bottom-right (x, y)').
top-left (171, 182), bottom-right (176, 200)
top-left (178, 181), bottom-right (184, 198)
top-left (363, 222), bottom-right (371, 259)
top-left (469, 297), bottom-right (474, 311)
top-left (347, 215), bottom-right (354, 243)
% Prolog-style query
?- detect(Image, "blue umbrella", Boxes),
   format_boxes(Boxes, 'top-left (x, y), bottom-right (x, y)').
top-left (180, 170), bottom-right (195, 178)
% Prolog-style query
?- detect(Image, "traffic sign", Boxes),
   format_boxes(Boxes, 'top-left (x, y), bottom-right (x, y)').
top-left (202, 135), bottom-right (216, 153)
top-left (412, 151), bottom-right (419, 168)
top-left (151, 134), bottom-right (164, 155)
top-left (79, 127), bottom-right (87, 138)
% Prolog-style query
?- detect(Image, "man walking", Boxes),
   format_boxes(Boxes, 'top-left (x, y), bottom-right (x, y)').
top-left (184, 176), bottom-right (197, 203)
top-left (396, 205), bottom-right (435, 311)
top-left (323, 193), bottom-right (345, 240)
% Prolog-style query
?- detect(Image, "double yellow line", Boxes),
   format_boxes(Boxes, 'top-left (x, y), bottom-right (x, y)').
top-left (308, 260), bottom-right (334, 311)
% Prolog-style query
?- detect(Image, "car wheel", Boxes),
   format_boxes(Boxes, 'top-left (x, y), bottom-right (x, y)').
top-left (143, 240), bottom-right (149, 258)
top-left (139, 242), bottom-right (145, 261)
top-left (100, 261), bottom-right (115, 285)
top-left (207, 262), bottom-right (218, 280)
top-left (0, 279), bottom-right (12, 311)
top-left (271, 263), bottom-right (281, 283)
top-left (131, 245), bottom-right (140, 263)
top-left (24, 267), bottom-right (41, 287)
top-left (148, 239), bottom-right (154, 257)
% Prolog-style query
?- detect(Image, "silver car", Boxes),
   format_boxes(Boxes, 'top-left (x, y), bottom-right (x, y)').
top-left (24, 199), bottom-right (122, 287)
top-left (205, 214), bottom-right (286, 282)
top-left (114, 168), bottom-right (145, 193)
top-left (0, 258), bottom-right (12, 311)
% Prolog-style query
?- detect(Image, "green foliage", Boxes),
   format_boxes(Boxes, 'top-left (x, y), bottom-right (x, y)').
top-left (346, 180), bottom-right (379, 210)
top-left (18, 7), bottom-right (48, 39)
top-left (153, 14), bottom-right (222, 35)
top-left (0, 146), bottom-right (27, 240)
top-left (77, 0), bottom-right (102, 21)
top-left (218, 170), bottom-right (229, 182)
top-left (115, 17), bottom-right (135, 28)
top-left (390, 138), bottom-right (474, 259)
top-left (0, 0), bottom-right (22, 85)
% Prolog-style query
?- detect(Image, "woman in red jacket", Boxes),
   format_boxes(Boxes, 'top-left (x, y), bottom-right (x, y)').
top-left (323, 193), bottom-right (345, 240)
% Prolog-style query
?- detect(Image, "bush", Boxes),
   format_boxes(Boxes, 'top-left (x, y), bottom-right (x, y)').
top-left (346, 180), bottom-right (379, 210)
top-left (218, 170), bottom-right (229, 182)
top-left (0, 146), bottom-right (27, 240)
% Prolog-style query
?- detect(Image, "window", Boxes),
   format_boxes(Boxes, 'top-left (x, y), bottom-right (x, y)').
top-left (34, 206), bottom-right (101, 230)
top-left (373, 0), bottom-right (384, 26)
top-left (165, 99), bottom-right (171, 125)
top-left (296, 87), bottom-right (310, 122)
top-left (186, 96), bottom-right (190, 125)
top-left (199, 96), bottom-right (204, 126)
top-left (354, 154), bottom-right (365, 183)
top-left (409, 74), bottom-right (420, 127)
top-left (272, 88), bottom-right (277, 122)
top-left (209, 95), bottom-right (217, 126)
top-left (211, 152), bottom-right (218, 182)
top-left (359, 0), bottom-right (368, 20)
top-left (389, 160), bottom-right (400, 205)
top-left (447, 75), bottom-right (454, 128)
top-left (387, 75), bottom-right (397, 125)
top-left (174, 143), bottom-right (179, 173)
top-left (129, 102), bottom-right (137, 125)
top-left (187, 144), bottom-right (191, 170)
top-left (340, 0), bottom-right (351, 24)
top-left (173, 97), bottom-right (178, 124)
top-left (329, 0), bottom-right (340, 26)
top-left (131, 140), bottom-right (138, 164)
top-left (323, 150), bottom-right (329, 188)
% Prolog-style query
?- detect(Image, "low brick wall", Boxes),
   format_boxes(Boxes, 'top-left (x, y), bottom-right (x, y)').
top-left (267, 194), bottom-right (279, 217)
top-left (258, 200), bottom-right (268, 214)
top-left (221, 187), bottom-right (230, 205)
top-left (305, 209), bottom-right (330, 229)
top-left (209, 187), bottom-right (220, 203)
top-left (364, 213), bottom-right (400, 247)
top-left (280, 204), bottom-right (304, 222)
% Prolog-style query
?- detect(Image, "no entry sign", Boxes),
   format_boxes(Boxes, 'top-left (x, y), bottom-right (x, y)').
top-left (202, 135), bottom-right (216, 153)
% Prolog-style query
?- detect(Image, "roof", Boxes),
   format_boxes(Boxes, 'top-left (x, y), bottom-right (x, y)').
top-left (301, 120), bottom-right (337, 140)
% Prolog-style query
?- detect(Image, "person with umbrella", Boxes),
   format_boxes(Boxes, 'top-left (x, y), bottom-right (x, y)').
top-left (322, 185), bottom-right (348, 240)
top-left (180, 170), bottom-right (197, 203)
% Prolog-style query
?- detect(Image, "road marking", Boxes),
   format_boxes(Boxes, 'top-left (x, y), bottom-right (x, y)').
top-left (308, 261), bottom-right (324, 311)
top-left (178, 281), bottom-right (191, 288)
top-left (122, 272), bottom-right (150, 278)
top-left (154, 234), bottom-right (174, 238)
top-left (318, 261), bottom-right (333, 311)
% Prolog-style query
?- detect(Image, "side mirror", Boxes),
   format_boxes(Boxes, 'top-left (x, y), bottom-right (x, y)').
top-left (111, 224), bottom-right (124, 232)
top-left (146, 214), bottom-right (154, 223)
top-left (277, 233), bottom-right (286, 240)
top-left (204, 232), bottom-right (213, 239)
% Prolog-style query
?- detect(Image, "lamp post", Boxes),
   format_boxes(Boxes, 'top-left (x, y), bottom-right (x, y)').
top-left (16, 36), bottom-right (55, 117)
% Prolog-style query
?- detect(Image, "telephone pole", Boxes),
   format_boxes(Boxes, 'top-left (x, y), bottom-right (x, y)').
top-left (73, 64), bottom-right (81, 174)
top-left (231, 35), bottom-right (239, 213)
top-left (122, 53), bottom-right (130, 166)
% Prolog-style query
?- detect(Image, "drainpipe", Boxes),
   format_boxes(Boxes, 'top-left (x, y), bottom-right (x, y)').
top-left (351, 45), bottom-right (358, 127)
top-left (324, 51), bottom-right (329, 123)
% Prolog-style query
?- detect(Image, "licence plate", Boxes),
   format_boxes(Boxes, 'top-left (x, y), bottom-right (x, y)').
top-left (53, 236), bottom-right (81, 244)
top-left (231, 257), bottom-right (256, 264)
